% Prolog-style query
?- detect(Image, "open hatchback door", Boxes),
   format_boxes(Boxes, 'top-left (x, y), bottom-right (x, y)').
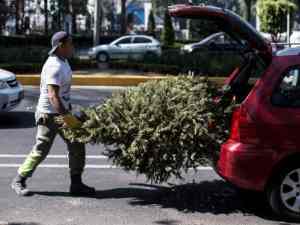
top-left (169, 4), bottom-right (273, 88)
top-left (169, 4), bottom-right (272, 63)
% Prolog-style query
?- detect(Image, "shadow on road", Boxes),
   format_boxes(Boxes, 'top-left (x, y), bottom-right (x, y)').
top-left (6, 223), bottom-right (41, 225)
top-left (155, 220), bottom-right (181, 225)
top-left (0, 111), bottom-right (35, 129)
top-left (33, 179), bottom-right (285, 223)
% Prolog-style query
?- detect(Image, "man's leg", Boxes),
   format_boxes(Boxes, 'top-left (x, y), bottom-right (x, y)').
top-left (59, 132), bottom-right (95, 196)
top-left (12, 117), bottom-right (57, 196)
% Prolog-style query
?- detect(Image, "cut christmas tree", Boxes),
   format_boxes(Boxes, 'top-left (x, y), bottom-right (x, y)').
top-left (60, 76), bottom-right (236, 183)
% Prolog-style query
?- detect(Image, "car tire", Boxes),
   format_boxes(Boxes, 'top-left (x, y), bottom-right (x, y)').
top-left (97, 52), bottom-right (109, 63)
top-left (266, 162), bottom-right (300, 221)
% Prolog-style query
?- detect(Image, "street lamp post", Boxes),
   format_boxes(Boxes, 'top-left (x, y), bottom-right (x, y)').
top-left (287, 9), bottom-right (291, 47)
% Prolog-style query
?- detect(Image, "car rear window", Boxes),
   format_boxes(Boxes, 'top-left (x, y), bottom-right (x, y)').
top-left (272, 66), bottom-right (300, 107)
top-left (116, 38), bottom-right (132, 45)
top-left (134, 37), bottom-right (152, 44)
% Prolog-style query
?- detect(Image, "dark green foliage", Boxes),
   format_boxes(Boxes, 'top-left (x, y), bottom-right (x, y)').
top-left (0, 35), bottom-right (118, 48)
top-left (162, 10), bottom-right (175, 47)
top-left (148, 10), bottom-right (156, 37)
top-left (61, 77), bottom-right (235, 183)
top-left (0, 59), bottom-right (97, 74)
top-left (258, 0), bottom-right (298, 41)
top-left (110, 50), bottom-right (242, 76)
top-left (0, 0), bottom-right (9, 33)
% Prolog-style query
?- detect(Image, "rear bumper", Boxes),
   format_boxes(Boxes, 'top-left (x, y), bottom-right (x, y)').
top-left (217, 140), bottom-right (274, 191)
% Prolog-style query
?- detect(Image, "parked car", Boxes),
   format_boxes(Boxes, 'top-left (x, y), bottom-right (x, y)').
top-left (290, 30), bottom-right (300, 48)
top-left (181, 32), bottom-right (244, 53)
top-left (260, 32), bottom-right (287, 43)
top-left (0, 69), bottom-right (24, 112)
top-left (170, 4), bottom-right (300, 220)
top-left (88, 35), bottom-right (162, 63)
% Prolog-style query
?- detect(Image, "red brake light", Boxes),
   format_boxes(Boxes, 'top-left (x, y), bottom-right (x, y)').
top-left (230, 107), bottom-right (241, 141)
top-left (229, 105), bottom-right (259, 144)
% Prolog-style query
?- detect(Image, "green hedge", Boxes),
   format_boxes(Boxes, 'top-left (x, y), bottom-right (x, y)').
top-left (0, 35), bottom-right (119, 48)
top-left (0, 44), bottom-right (242, 76)
top-left (0, 46), bottom-right (49, 63)
top-left (0, 59), bottom-right (98, 74)
top-left (111, 50), bottom-right (243, 76)
top-left (0, 63), bottom-right (42, 74)
top-left (161, 50), bottom-right (242, 76)
top-left (110, 61), bottom-right (180, 75)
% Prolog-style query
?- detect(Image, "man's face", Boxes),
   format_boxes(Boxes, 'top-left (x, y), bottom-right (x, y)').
top-left (60, 38), bottom-right (74, 59)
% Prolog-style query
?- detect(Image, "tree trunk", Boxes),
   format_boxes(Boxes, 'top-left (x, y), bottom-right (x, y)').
top-left (58, 0), bottom-right (62, 30)
top-left (151, 0), bottom-right (156, 15)
top-left (0, 0), bottom-right (8, 34)
top-left (44, 0), bottom-right (48, 35)
top-left (15, 0), bottom-right (20, 34)
top-left (72, 13), bottom-right (77, 34)
top-left (121, 0), bottom-right (127, 34)
top-left (244, 0), bottom-right (252, 22)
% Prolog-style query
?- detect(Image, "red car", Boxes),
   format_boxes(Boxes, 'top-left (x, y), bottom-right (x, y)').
top-left (170, 4), bottom-right (300, 220)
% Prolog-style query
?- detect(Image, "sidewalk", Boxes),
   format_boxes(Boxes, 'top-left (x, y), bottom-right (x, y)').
top-left (16, 69), bottom-right (226, 86)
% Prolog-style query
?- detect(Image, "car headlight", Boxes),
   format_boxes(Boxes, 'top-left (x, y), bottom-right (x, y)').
top-left (0, 80), bottom-right (8, 89)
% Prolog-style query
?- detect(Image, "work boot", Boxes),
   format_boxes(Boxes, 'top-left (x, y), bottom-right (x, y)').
top-left (70, 175), bottom-right (96, 196)
top-left (11, 175), bottom-right (30, 196)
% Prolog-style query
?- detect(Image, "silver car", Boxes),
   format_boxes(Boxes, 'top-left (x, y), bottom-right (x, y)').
top-left (88, 35), bottom-right (162, 62)
top-left (0, 69), bottom-right (24, 112)
top-left (181, 32), bottom-right (243, 53)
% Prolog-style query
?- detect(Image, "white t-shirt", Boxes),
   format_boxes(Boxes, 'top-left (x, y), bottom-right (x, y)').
top-left (36, 55), bottom-right (72, 114)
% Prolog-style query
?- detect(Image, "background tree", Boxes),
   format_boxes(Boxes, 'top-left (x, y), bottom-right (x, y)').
top-left (70, 0), bottom-right (88, 34)
top-left (243, 0), bottom-right (256, 22)
top-left (0, 0), bottom-right (9, 34)
top-left (258, 0), bottom-right (297, 41)
top-left (147, 10), bottom-right (156, 37)
top-left (126, 12), bottom-right (134, 33)
top-left (9, 0), bottom-right (24, 34)
top-left (44, 0), bottom-right (48, 34)
top-left (161, 9), bottom-right (175, 47)
top-left (121, 0), bottom-right (127, 34)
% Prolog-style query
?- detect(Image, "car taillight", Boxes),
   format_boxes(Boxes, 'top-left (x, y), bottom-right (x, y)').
top-left (230, 107), bottom-right (241, 141)
top-left (230, 105), bottom-right (259, 144)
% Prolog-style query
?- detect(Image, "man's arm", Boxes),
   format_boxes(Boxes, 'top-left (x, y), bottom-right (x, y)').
top-left (48, 84), bottom-right (68, 115)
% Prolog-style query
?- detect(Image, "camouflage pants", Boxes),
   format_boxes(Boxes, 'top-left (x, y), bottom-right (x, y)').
top-left (18, 113), bottom-right (85, 178)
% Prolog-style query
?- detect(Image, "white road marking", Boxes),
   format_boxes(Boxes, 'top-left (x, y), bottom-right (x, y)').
top-left (0, 154), bottom-right (108, 159)
top-left (0, 163), bottom-right (213, 170)
top-left (0, 154), bottom-right (214, 170)
top-left (0, 164), bottom-right (117, 169)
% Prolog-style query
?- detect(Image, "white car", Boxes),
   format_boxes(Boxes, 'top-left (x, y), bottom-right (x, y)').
top-left (0, 69), bottom-right (24, 112)
top-left (88, 35), bottom-right (162, 62)
top-left (290, 31), bottom-right (300, 48)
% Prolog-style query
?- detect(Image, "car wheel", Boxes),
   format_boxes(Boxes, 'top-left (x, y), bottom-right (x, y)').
top-left (97, 52), bottom-right (109, 63)
top-left (267, 163), bottom-right (300, 220)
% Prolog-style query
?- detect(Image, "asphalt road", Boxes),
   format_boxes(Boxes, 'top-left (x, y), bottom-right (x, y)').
top-left (0, 86), bottom-right (298, 225)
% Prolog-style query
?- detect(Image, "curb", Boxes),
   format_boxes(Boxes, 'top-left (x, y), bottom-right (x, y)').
top-left (16, 74), bottom-right (226, 86)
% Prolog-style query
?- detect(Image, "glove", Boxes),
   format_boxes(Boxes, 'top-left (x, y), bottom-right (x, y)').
top-left (59, 113), bottom-right (83, 129)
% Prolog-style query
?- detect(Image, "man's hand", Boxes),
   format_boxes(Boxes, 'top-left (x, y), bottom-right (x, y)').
top-left (62, 114), bottom-right (83, 129)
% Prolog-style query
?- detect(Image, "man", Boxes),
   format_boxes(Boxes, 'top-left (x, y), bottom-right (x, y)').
top-left (11, 31), bottom-right (96, 196)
